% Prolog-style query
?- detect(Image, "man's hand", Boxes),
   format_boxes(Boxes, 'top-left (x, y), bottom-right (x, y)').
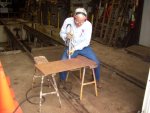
top-left (67, 32), bottom-right (73, 39)
top-left (68, 48), bottom-right (75, 55)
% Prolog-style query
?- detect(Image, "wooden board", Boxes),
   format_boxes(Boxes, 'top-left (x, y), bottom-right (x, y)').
top-left (35, 56), bottom-right (97, 75)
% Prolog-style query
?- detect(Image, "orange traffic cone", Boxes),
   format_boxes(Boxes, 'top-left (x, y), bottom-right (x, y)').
top-left (6, 76), bottom-right (11, 86)
top-left (0, 62), bottom-right (23, 113)
top-left (6, 76), bottom-right (15, 98)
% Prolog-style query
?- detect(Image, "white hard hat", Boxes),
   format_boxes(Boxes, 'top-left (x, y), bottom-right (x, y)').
top-left (75, 8), bottom-right (87, 17)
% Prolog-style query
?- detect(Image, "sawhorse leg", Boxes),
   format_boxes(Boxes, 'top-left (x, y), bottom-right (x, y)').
top-left (39, 74), bottom-right (61, 113)
top-left (51, 74), bottom-right (62, 107)
top-left (39, 76), bottom-right (44, 113)
top-left (80, 67), bottom-right (98, 100)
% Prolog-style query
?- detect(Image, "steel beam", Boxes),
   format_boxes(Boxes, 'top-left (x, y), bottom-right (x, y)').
top-left (4, 25), bottom-right (34, 60)
top-left (23, 24), bottom-right (64, 46)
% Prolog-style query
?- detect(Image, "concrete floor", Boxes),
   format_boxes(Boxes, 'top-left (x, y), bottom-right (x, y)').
top-left (0, 43), bottom-right (149, 113)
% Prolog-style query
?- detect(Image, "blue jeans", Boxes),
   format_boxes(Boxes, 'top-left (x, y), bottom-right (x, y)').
top-left (59, 46), bottom-right (101, 81)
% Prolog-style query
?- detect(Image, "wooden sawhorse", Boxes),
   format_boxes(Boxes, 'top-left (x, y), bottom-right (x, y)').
top-left (33, 56), bottom-right (61, 113)
top-left (35, 55), bottom-right (98, 111)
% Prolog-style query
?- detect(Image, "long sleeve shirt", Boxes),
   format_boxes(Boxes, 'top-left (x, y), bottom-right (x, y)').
top-left (60, 17), bottom-right (92, 50)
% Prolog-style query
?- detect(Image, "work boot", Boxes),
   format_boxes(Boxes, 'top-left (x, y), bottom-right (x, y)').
top-left (96, 81), bottom-right (102, 88)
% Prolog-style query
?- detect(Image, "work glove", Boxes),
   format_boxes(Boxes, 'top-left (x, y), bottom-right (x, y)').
top-left (66, 32), bottom-right (73, 39)
top-left (68, 48), bottom-right (75, 55)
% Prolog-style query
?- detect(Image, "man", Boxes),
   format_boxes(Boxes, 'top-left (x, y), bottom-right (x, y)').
top-left (59, 8), bottom-right (101, 88)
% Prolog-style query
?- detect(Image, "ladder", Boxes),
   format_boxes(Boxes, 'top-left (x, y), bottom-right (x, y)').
top-left (108, 0), bottom-right (130, 46)
top-left (105, 0), bottom-right (123, 45)
top-left (93, 0), bottom-right (130, 47)
top-left (93, 0), bottom-right (107, 43)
